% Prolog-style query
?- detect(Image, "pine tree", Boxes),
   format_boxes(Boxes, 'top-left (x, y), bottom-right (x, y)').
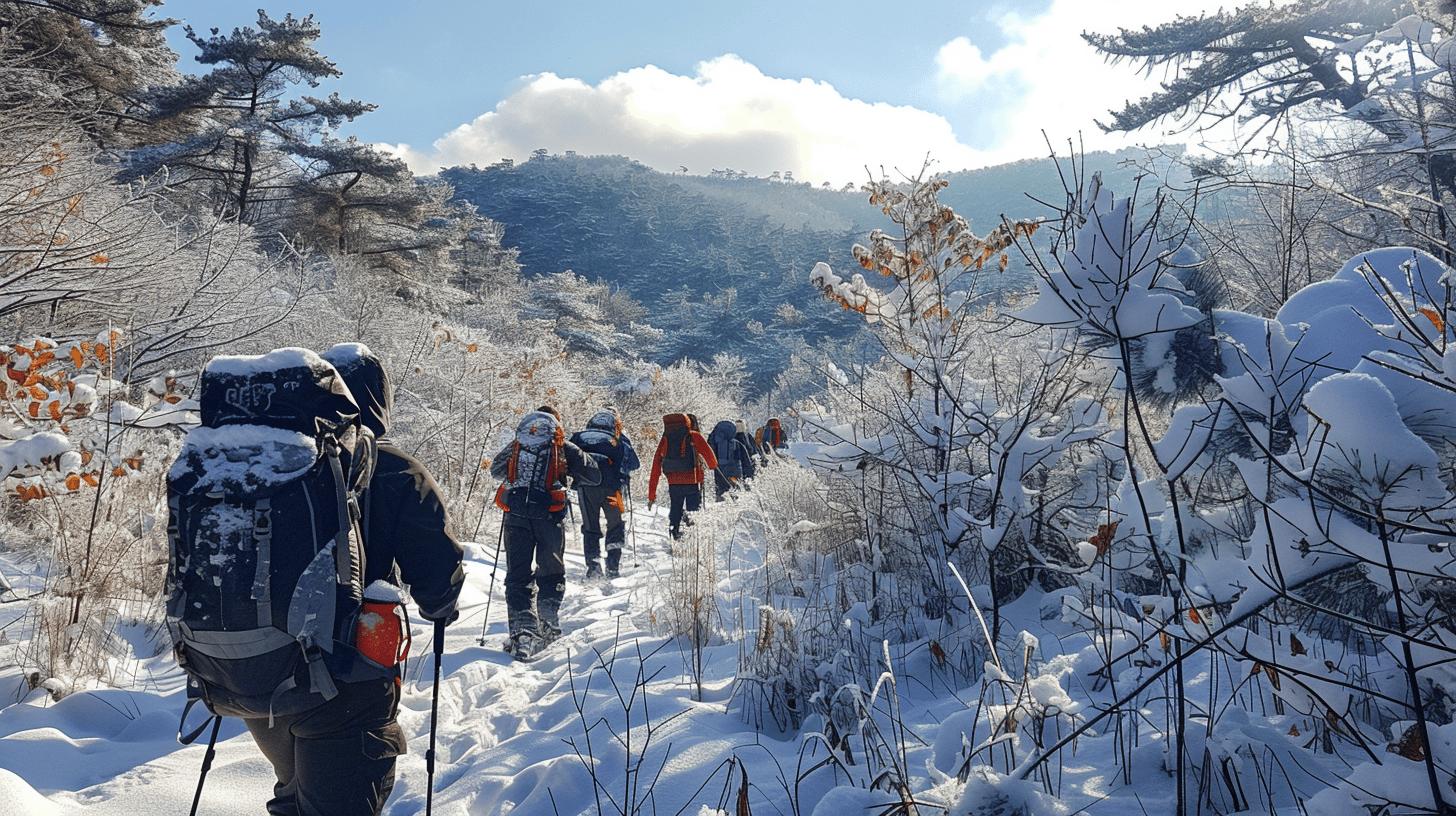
top-left (1086, 0), bottom-right (1409, 139)
top-left (0, 0), bottom-right (178, 145)
top-left (128, 11), bottom-right (372, 222)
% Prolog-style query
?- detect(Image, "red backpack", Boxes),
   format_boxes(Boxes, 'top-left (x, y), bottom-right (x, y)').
top-left (660, 413), bottom-right (696, 475)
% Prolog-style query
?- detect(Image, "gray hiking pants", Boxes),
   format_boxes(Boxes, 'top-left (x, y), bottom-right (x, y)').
top-left (578, 484), bottom-right (625, 567)
top-left (244, 678), bottom-right (406, 816)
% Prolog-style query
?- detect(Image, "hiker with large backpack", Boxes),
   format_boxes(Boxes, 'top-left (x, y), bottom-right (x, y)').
top-left (707, 419), bottom-right (754, 499)
top-left (647, 413), bottom-right (718, 539)
top-left (490, 408), bottom-right (600, 660)
top-left (568, 408), bottom-right (640, 578)
top-left (166, 347), bottom-right (463, 816)
top-left (761, 417), bottom-right (788, 457)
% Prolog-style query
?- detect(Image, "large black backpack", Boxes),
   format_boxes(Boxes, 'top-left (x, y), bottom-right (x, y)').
top-left (166, 348), bottom-right (377, 721)
top-left (709, 421), bottom-right (742, 478)
top-left (573, 412), bottom-right (622, 492)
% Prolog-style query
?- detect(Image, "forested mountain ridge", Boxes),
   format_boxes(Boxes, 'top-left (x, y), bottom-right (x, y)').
top-left (442, 149), bottom-right (1164, 387)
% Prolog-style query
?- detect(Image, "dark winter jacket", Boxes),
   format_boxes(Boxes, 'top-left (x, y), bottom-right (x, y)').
top-left (490, 411), bottom-right (600, 524)
top-left (648, 413), bottom-right (718, 500)
top-left (569, 409), bottom-right (640, 492)
top-left (733, 427), bottom-right (758, 479)
top-left (323, 343), bottom-right (464, 622)
top-left (708, 420), bottom-right (754, 480)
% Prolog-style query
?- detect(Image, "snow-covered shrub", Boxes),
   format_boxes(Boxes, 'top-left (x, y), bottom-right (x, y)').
top-left (994, 164), bottom-right (1456, 812)
top-left (798, 173), bottom-right (1113, 687)
top-left (2, 333), bottom-right (192, 695)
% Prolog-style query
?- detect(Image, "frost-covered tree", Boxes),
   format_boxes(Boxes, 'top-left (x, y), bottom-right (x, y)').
top-left (129, 11), bottom-right (372, 222)
top-left (0, 0), bottom-right (178, 144)
top-left (1088, 0), bottom-right (1410, 139)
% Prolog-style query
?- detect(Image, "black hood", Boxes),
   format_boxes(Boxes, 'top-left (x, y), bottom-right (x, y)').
top-left (322, 343), bottom-right (392, 437)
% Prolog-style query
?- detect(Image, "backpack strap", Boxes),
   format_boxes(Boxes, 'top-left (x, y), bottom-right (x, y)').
top-left (325, 440), bottom-right (358, 592)
top-left (251, 498), bottom-right (273, 629)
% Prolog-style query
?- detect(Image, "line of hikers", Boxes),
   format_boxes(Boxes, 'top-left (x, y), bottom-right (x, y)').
top-left (163, 345), bottom-right (790, 816)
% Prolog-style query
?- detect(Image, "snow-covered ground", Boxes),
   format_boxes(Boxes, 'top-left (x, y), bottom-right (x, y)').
top-left (0, 504), bottom-right (830, 815)
top-left (0, 494), bottom-right (1331, 816)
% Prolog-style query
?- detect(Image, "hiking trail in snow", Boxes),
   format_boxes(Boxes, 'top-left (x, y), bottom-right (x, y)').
top-left (0, 503), bottom-right (800, 816)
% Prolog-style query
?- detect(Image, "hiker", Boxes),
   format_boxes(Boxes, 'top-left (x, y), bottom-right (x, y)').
top-left (569, 408), bottom-right (640, 577)
top-left (647, 413), bottom-right (718, 539)
top-left (761, 417), bottom-right (788, 457)
top-left (168, 346), bottom-right (463, 816)
top-left (707, 419), bottom-right (754, 499)
top-left (733, 420), bottom-right (758, 481)
top-left (491, 408), bottom-right (600, 659)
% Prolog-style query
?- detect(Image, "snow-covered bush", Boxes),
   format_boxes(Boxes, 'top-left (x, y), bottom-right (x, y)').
top-left (798, 173), bottom-right (1113, 684)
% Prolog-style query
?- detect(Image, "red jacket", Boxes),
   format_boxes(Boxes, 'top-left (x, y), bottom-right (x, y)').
top-left (648, 418), bottom-right (718, 501)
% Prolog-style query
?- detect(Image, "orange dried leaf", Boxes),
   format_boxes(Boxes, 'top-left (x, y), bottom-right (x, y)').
top-left (1418, 306), bottom-right (1444, 332)
top-left (1188, 607), bottom-right (1203, 624)
top-left (68, 346), bottom-right (84, 367)
top-left (65, 474), bottom-right (80, 491)
top-left (81, 472), bottom-right (99, 486)
top-left (90, 254), bottom-right (110, 265)
top-left (47, 401), bottom-right (61, 421)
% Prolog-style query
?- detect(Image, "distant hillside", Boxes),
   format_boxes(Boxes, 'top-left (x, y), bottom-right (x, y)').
top-left (442, 149), bottom-right (1169, 389)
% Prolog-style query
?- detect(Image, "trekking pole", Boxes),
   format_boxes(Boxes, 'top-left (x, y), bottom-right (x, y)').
top-left (625, 480), bottom-right (639, 566)
top-left (477, 520), bottom-right (506, 647)
top-left (426, 618), bottom-right (446, 816)
top-left (187, 715), bottom-right (222, 816)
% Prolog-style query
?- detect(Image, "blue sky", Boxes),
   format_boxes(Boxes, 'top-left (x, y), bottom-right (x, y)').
top-left (157, 0), bottom-right (1213, 182)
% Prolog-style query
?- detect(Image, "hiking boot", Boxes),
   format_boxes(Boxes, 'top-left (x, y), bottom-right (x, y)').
top-left (509, 632), bottom-right (541, 661)
top-left (540, 622), bottom-right (562, 643)
top-left (605, 549), bottom-right (622, 578)
top-left (585, 562), bottom-right (603, 579)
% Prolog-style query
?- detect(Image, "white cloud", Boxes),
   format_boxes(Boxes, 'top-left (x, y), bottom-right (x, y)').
top-left (934, 0), bottom-right (1234, 155)
top-left (385, 55), bottom-right (987, 185)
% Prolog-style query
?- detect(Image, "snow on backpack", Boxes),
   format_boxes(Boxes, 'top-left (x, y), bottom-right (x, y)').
top-left (165, 348), bottom-right (378, 721)
top-left (574, 410), bottom-right (622, 490)
top-left (709, 420), bottom-right (742, 478)
top-left (495, 411), bottom-right (568, 519)
top-left (660, 413), bottom-right (696, 475)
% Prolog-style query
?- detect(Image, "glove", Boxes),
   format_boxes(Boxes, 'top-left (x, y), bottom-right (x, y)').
top-left (607, 491), bottom-right (626, 512)
top-left (425, 607), bottom-right (460, 627)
